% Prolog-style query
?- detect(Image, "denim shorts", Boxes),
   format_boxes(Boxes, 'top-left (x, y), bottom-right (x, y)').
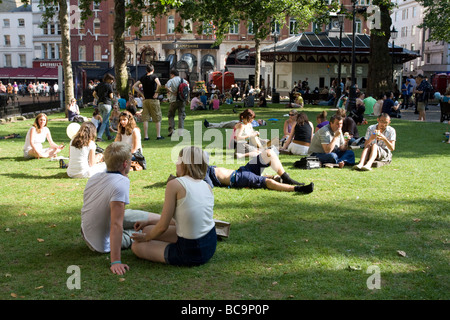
top-left (233, 154), bottom-right (269, 189)
top-left (164, 227), bottom-right (217, 266)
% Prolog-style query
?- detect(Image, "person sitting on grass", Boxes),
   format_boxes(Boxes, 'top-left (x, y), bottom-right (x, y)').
top-left (114, 111), bottom-right (142, 156)
top-left (280, 109), bottom-right (298, 147)
top-left (353, 113), bottom-right (396, 171)
top-left (131, 146), bottom-right (217, 266)
top-left (23, 113), bottom-right (65, 159)
top-left (80, 142), bottom-right (152, 275)
top-left (232, 108), bottom-right (268, 158)
top-left (308, 114), bottom-right (355, 168)
top-left (66, 122), bottom-right (106, 178)
top-left (280, 111), bottom-right (314, 156)
top-left (203, 148), bottom-right (314, 194)
top-left (315, 111), bottom-right (329, 133)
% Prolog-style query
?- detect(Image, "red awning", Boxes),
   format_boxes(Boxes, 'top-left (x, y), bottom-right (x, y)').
top-left (0, 67), bottom-right (58, 80)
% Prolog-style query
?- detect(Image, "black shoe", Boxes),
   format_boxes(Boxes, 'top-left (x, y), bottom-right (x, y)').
top-left (156, 136), bottom-right (165, 140)
top-left (107, 135), bottom-right (115, 141)
top-left (144, 137), bottom-right (149, 141)
top-left (96, 138), bottom-right (103, 142)
top-left (204, 119), bottom-right (210, 128)
top-left (294, 182), bottom-right (314, 194)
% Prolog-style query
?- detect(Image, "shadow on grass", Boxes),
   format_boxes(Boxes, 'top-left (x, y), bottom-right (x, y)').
top-left (0, 171), bottom-right (68, 179)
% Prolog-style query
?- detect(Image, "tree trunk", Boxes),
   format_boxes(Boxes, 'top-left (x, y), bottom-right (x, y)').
top-left (58, 0), bottom-right (74, 115)
top-left (367, 2), bottom-right (393, 97)
top-left (254, 38), bottom-right (261, 89)
top-left (114, 0), bottom-right (129, 98)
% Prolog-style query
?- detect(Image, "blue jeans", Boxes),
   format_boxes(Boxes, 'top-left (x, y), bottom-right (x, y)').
top-left (311, 149), bottom-right (355, 165)
top-left (97, 103), bottom-right (112, 139)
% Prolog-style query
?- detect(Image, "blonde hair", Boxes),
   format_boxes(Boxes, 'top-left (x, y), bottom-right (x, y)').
top-left (103, 142), bottom-right (131, 172)
top-left (178, 146), bottom-right (208, 180)
top-left (33, 113), bottom-right (48, 133)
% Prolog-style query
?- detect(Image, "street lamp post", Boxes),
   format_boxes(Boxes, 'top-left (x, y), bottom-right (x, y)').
top-left (173, 38), bottom-right (178, 70)
top-left (335, 12), bottom-right (346, 107)
top-left (348, 0), bottom-right (357, 114)
top-left (134, 37), bottom-right (139, 81)
top-left (390, 26), bottom-right (398, 85)
top-left (272, 31), bottom-right (278, 103)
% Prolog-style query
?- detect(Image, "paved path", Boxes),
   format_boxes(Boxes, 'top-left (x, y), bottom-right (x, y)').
top-left (396, 103), bottom-right (443, 123)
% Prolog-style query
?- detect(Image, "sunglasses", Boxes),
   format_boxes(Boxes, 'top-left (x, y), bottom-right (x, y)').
top-left (289, 114), bottom-right (296, 116)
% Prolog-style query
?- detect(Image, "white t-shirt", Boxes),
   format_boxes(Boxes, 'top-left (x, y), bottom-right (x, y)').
top-left (23, 126), bottom-right (49, 157)
top-left (67, 140), bottom-right (106, 178)
top-left (364, 124), bottom-right (396, 150)
top-left (119, 127), bottom-right (142, 152)
top-left (173, 176), bottom-right (215, 240)
top-left (81, 172), bottom-right (130, 253)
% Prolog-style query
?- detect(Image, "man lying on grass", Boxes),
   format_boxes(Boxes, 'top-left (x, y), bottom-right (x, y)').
top-left (203, 148), bottom-right (314, 194)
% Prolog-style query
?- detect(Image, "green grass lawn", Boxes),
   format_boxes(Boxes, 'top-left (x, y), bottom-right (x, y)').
top-left (0, 102), bottom-right (448, 301)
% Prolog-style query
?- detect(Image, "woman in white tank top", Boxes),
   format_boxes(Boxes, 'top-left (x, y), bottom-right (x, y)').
top-left (131, 146), bottom-right (217, 266)
top-left (115, 111), bottom-right (142, 154)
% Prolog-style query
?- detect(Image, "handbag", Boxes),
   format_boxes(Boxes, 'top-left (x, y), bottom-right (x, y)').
top-left (132, 150), bottom-right (147, 170)
top-left (294, 156), bottom-right (321, 170)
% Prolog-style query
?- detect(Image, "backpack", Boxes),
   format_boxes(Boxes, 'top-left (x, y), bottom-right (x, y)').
top-left (177, 78), bottom-right (190, 102)
top-left (293, 156), bottom-right (321, 170)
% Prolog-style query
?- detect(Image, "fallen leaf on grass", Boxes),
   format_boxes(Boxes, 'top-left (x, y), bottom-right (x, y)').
top-left (413, 218), bottom-right (421, 222)
top-left (35, 286), bottom-right (44, 290)
top-left (11, 293), bottom-right (17, 298)
top-left (37, 238), bottom-right (45, 242)
top-left (347, 265), bottom-right (362, 271)
top-left (119, 278), bottom-right (126, 282)
top-left (397, 250), bottom-right (407, 257)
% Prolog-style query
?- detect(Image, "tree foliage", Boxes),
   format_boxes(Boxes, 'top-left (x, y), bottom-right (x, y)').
top-left (416, 0), bottom-right (450, 43)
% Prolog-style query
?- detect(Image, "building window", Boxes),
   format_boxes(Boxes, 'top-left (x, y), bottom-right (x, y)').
top-left (94, 18), bottom-right (101, 34)
top-left (167, 15), bottom-right (174, 34)
top-left (18, 19), bottom-right (25, 27)
top-left (79, 21), bottom-right (85, 34)
top-left (19, 54), bottom-right (26, 67)
top-left (4, 54), bottom-right (12, 67)
top-left (401, 26), bottom-right (408, 37)
top-left (355, 19), bottom-right (362, 33)
top-left (402, 9), bottom-right (408, 20)
top-left (94, 45), bottom-right (102, 61)
top-left (289, 18), bottom-right (297, 35)
top-left (4, 35), bottom-right (11, 46)
top-left (3, 19), bottom-right (10, 27)
top-left (229, 20), bottom-right (239, 34)
top-left (271, 21), bottom-right (280, 34)
top-left (93, 2), bottom-right (100, 10)
top-left (247, 21), bottom-right (254, 35)
top-left (412, 6), bottom-right (417, 17)
top-left (142, 15), bottom-right (154, 35)
top-left (49, 44), bottom-right (56, 59)
top-left (42, 44), bottom-right (48, 59)
top-left (79, 45), bottom-right (86, 61)
top-left (18, 35), bottom-right (25, 46)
